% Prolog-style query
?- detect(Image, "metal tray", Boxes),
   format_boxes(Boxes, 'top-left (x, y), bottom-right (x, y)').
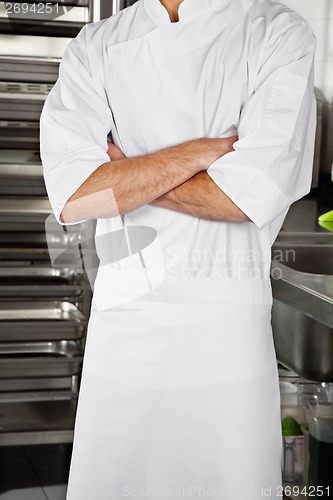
top-left (0, 56), bottom-right (59, 84)
top-left (0, 232), bottom-right (51, 262)
top-left (0, 81), bottom-right (53, 95)
top-left (0, 226), bottom-right (90, 264)
top-left (0, 197), bottom-right (51, 231)
top-left (0, 376), bottom-right (73, 393)
top-left (0, 301), bottom-right (87, 341)
top-left (0, 120), bottom-right (39, 150)
top-left (0, 197), bottom-right (51, 216)
top-left (0, 17), bottom-right (86, 39)
top-left (0, 267), bottom-right (90, 297)
top-left (0, 149), bottom-right (41, 164)
top-left (0, 340), bottom-right (83, 378)
top-left (0, 148), bottom-right (43, 192)
top-left (0, 164), bottom-right (45, 195)
top-left (0, 162), bottom-right (43, 179)
top-left (0, 399), bottom-right (77, 445)
top-left (0, 93), bottom-right (46, 122)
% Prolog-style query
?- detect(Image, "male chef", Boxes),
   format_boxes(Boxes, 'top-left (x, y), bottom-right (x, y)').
top-left (40, 0), bottom-right (316, 498)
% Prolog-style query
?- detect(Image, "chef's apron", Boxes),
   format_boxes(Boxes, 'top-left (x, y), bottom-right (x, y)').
top-left (65, 266), bottom-right (282, 500)
top-left (61, 0), bottom-right (316, 497)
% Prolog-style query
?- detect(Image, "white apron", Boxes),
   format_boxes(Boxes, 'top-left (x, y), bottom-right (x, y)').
top-left (66, 295), bottom-right (282, 500)
top-left (39, 0), bottom-right (317, 498)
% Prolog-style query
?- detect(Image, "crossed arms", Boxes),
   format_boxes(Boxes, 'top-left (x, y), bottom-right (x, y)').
top-left (60, 136), bottom-right (250, 224)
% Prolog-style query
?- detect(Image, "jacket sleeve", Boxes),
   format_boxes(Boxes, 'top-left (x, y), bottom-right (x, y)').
top-left (40, 24), bottom-right (113, 224)
top-left (207, 21), bottom-right (317, 229)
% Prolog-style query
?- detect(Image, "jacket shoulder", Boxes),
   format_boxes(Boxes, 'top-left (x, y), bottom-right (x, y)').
top-left (249, 0), bottom-right (313, 33)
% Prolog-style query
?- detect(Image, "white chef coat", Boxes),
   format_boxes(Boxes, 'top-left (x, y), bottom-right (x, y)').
top-left (40, 0), bottom-right (316, 498)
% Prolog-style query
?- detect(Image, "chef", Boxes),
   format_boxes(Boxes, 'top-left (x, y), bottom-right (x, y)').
top-left (40, 0), bottom-right (316, 498)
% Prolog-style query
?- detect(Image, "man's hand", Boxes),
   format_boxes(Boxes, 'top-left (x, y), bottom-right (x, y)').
top-left (107, 141), bottom-right (126, 161)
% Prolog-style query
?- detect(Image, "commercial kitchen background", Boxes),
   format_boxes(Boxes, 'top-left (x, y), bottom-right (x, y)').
top-left (0, 0), bottom-right (333, 499)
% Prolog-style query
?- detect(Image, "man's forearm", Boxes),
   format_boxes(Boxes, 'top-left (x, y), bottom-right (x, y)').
top-left (150, 172), bottom-right (250, 222)
top-left (60, 137), bottom-right (236, 223)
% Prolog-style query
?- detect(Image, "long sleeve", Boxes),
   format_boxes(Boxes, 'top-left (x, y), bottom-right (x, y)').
top-left (207, 21), bottom-right (317, 230)
top-left (40, 24), bottom-right (113, 224)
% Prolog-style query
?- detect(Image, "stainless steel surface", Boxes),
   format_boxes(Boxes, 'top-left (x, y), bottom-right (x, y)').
top-left (0, 119), bottom-right (39, 149)
top-left (272, 239), bottom-right (333, 323)
top-left (272, 299), bottom-right (333, 382)
top-left (0, 340), bottom-right (83, 378)
top-left (112, 0), bottom-right (122, 14)
top-left (0, 267), bottom-right (90, 297)
top-left (0, 301), bottom-right (87, 341)
top-left (0, 18), bottom-right (87, 38)
top-left (0, 399), bottom-right (77, 445)
top-left (0, 227), bottom-right (90, 265)
top-left (0, 197), bottom-right (52, 231)
top-left (0, 55), bottom-right (59, 83)
top-left (0, 390), bottom-right (76, 403)
top-left (0, 2), bottom-right (93, 447)
top-left (0, 225), bottom-right (85, 244)
top-left (0, 148), bottom-right (40, 163)
top-left (0, 232), bottom-right (51, 262)
top-left (0, 96), bottom-right (44, 121)
top-left (0, 163), bottom-right (42, 178)
top-left (0, 149), bottom-right (45, 194)
top-left (0, 376), bottom-right (73, 392)
top-left (0, 1), bottom-right (89, 37)
top-left (0, 81), bottom-right (53, 94)
top-left (0, 196), bottom-right (50, 214)
top-left (0, 34), bottom-right (70, 58)
top-left (112, 0), bottom-right (137, 13)
top-left (17, 0), bottom-right (89, 5)
top-left (0, 1), bottom-right (88, 21)
top-left (280, 199), bottom-right (333, 235)
top-left (271, 203), bottom-right (333, 381)
top-left (273, 242), bottom-right (333, 275)
top-left (0, 163), bottom-right (45, 195)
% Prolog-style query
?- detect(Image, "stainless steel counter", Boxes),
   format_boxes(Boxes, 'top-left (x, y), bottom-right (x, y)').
top-left (271, 198), bottom-right (333, 382)
top-left (279, 198), bottom-right (333, 236)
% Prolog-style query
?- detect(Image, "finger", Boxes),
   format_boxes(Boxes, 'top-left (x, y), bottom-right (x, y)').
top-left (107, 141), bottom-right (126, 160)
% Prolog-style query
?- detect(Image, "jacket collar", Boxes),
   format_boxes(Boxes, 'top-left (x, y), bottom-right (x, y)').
top-left (143, 0), bottom-right (227, 26)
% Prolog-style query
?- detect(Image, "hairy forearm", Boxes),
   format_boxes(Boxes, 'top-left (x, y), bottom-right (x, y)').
top-left (150, 172), bottom-right (250, 222)
top-left (60, 137), bottom-right (237, 223)
top-left (61, 143), bottom-right (203, 223)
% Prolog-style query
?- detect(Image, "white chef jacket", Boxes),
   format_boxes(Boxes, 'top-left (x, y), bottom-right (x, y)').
top-left (40, 0), bottom-right (316, 309)
top-left (39, 1), bottom-right (316, 499)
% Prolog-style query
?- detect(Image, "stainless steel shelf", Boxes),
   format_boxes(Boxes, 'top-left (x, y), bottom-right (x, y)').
top-left (0, 300), bottom-right (87, 341)
top-left (0, 18), bottom-right (86, 38)
top-left (0, 267), bottom-right (91, 297)
top-left (0, 6), bottom-right (93, 446)
top-left (0, 340), bottom-right (84, 378)
top-left (0, 56), bottom-right (59, 84)
top-left (0, 119), bottom-right (39, 149)
top-left (0, 399), bottom-right (77, 445)
top-left (0, 150), bottom-right (45, 195)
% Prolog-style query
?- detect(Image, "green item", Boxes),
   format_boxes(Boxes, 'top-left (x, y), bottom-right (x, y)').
top-left (318, 210), bottom-right (333, 222)
top-left (282, 415), bottom-right (303, 436)
top-left (318, 221), bottom-right (333, 232)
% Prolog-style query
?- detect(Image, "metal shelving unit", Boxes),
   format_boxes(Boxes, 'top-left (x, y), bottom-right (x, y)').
top-left (0, 17), bottom-right (94, 446)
